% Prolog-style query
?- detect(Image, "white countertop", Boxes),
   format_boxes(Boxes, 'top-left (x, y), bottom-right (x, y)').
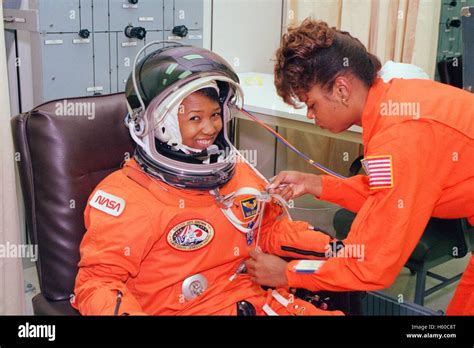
top-left (237, 72), bottom-right (362, 134)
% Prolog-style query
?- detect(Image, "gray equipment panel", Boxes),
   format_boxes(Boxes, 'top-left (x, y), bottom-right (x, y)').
top-left (163, 0), bottom-right (174, 30)
top-left (165, 29), bottom-right (203, 47)
top-left (93, 32), bottom-right (111, 95)
top-left (8, 0), bottom-right (205, 105)
top-left (462, 6), bottom-right (474, 92)
top-left (92, 0), bottom-right (109, 32)
top-left (80, 0), bottom-right (93, 33)
top-left (164, 0), bottom-right (203, 30)
top-left (32, 0), bottom-right (81, 33)
top-left (108, 0), bottom-right (163, 32)
top-left (110, 32), bottom-right (119, 93)
top-left (116, 33), bottom-right (145, 92)
top-left (145, 30), bottom-right (164, 54)
top-left (174, 0), bottom-right (203, 30)
top-left (40, 33), bottom-right (94, 101)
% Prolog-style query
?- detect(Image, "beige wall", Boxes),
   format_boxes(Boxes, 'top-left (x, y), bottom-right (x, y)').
top-left (286, 0), bottom-right (441, 78)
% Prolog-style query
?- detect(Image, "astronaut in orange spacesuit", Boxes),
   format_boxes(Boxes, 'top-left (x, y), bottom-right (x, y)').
top-left (246, 19), bottom-right (474, 315)
top-left (72, 43), bottom-right (344, 316)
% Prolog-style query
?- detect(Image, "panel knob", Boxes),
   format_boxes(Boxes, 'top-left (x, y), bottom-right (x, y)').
top-left (79, 29), bottom-right (90, 39)
top-left (446, 18), bottom-right (461, 28)
top-left (172, 25), bottom-right (188, 38)
top-left (124, 25), bottom-right (147, 40)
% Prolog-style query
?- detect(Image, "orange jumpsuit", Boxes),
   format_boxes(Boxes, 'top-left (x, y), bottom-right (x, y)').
top-left (72, 158), bottom-right (343, 315)
top-left (286, 78), bottom-right (474, 315)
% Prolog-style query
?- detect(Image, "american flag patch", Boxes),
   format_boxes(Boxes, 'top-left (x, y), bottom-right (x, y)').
top-left (361, 155), bottom-right (394, 189)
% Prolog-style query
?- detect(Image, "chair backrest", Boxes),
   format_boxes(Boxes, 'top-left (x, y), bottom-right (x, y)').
top-left (11, 93), bottom-right (135, 301)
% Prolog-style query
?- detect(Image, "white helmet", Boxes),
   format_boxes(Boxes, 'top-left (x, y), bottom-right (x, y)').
top-left (125, 42), bottom-right (244, 190)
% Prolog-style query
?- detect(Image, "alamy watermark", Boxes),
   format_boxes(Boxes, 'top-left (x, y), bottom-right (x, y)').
top-left (18, 322), bottom-right (55, 341)
top-left (325, 242), bottom-right (365, 262)
top-left (55, 100), bottom-right (96, 120)
top-left (380, 99), bottom-right (420, 119)
top-left (223, 148), bottom-right (258, 167)
top-left (0, 242), bottom-right (38, 262)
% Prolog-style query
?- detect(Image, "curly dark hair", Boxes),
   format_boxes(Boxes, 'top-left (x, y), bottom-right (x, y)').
top-left (275, 18), bottom-right (382, 107)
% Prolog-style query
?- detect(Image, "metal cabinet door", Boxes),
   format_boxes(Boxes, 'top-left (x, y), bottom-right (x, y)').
top-left (174, 0), bottom-right (203, 30)
top-left (93, 32), bottom-right (111, 95)
top-left (33, 0), bottom-right (81, 33)
top-left (40, 33), bottom-right (94, 101)
top-left (163, 0), bottom-right (174, 30)
top-left (110, 32), bottom-right (119, 93)
top-left (164, 0), bottom-right (203, 30)
top-left (145, 30), bottom-right (164, 54)
top-left (165, 29), bottom-right (202, 47)
top-left (80, 0), bottom-right (93, 32)
top-left (116, 33), bottom-right (145, 92)
top-left (462, 6), bottom-right (474, 92)
top-left (92, 0), bottom-right (110, 32)
top-left (109, 0), bottom-right (163, 32)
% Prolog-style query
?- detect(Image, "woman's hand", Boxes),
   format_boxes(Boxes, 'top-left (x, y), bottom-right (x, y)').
top-left (266, 171), bottom-right (322, 200)
top-left (245, 249), bottom-right (289, 288)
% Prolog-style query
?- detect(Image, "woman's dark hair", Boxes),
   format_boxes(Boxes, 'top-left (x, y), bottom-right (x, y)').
top-left (195, 87), bottom-right (220, 104)
top-left (275, 18), bottom-right (382, 107)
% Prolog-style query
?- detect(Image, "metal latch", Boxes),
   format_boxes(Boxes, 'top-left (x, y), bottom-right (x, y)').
top-left (4, 16), bottom-right (26, 23)
top-left (3, 9), bottom-right (38, 31)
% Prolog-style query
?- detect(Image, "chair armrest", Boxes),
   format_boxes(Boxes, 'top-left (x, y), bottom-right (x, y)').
top-left (32, 293), bottom-right (80, 315)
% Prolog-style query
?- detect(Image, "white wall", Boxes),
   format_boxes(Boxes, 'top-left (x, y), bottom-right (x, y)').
top-left (211, 0), bottom-right (284, 73)
top-left (0, 2), bottom-right (26, 315)
top-left (210, 0), bottom-right (284, 178)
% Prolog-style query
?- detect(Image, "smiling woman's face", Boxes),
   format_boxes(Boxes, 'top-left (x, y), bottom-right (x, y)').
top-left (178, 92), bottom-right (223, 150)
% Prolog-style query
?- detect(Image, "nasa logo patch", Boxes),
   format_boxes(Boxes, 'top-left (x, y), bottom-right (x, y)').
top-left (240, 197), bottom-right (258, 219)
top-left (167, 220), bottom-right (214, 251)
top-left (89, 190), bottom-right (126, 217)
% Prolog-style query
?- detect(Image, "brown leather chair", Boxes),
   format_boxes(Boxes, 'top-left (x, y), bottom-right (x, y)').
top-left (11, 93), bottom-right (135, 315)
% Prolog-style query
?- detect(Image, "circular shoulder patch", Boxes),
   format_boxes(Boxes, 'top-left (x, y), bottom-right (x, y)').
top-left (167, 220), bottom-right (214, 251)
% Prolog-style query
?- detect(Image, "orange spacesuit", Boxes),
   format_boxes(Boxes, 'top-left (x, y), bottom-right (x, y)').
top-left (285, 78), bottom-right (474, 315)
top-left (72, 158), bottom-right (343, 315)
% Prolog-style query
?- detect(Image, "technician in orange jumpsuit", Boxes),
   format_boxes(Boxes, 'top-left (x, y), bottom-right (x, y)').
top-left (72, 44), bottom-right (344, 316)
top-left (245, 19), bottom-right (474, 315)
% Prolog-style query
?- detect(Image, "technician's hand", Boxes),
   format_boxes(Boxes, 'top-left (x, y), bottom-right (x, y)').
top-left (245, 249), bottom-right (289, 288)
top-left (266, 171), bottom-right (322, 200)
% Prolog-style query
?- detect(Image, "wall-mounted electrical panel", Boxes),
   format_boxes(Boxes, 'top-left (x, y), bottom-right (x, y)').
top-left (3, 0), bottom-right (205, 109)
top-left (461, 6), bottom-right (474, 92)
top-left (434, 0), bottom-right (474, 87)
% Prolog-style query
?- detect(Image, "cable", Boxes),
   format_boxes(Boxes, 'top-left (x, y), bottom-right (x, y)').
top-left (114, 290), bottom-right (123, 316)
top-left (239, 108), bottom-right (347, 179)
